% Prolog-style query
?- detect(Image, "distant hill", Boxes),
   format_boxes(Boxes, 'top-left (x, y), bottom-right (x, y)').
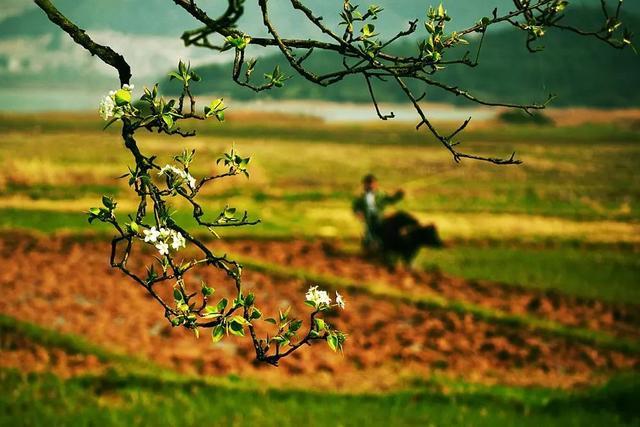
top-left (0, 1), bottom-right (521, 38)
top-left (1, 0), bottom-right (485, 89)
top-left (3, 0), bottom-right (636, 38)
top-left (1, 1), bottom-right (638, 110)
top-left (160, 8), bottom-right (640, 108)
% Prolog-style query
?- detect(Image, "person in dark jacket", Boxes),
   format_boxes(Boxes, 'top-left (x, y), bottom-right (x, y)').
top-left (352, 174), bottom-right (404, 253)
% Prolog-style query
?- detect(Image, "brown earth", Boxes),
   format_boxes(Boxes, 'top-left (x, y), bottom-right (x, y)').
top-left (219, 239), bottom-right (640, 339)
top-left (0, 331), bottom-right (108, 378)
top-left (544, 108), bottom-right (640, 127)
top-left (0, 234), bottom-right (638, 392)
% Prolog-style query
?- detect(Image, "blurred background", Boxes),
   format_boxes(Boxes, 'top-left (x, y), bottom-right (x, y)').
top-left (0, 1), bottom-right (639, 426)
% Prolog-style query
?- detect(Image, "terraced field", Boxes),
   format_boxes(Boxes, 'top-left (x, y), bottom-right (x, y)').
top-left (0, 112), bottom-right (638, 425)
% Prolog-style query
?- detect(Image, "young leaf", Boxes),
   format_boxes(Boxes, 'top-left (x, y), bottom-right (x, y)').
top-left (216, 298), bottom-right (228, 313)
top-left (168, 71), bottom-right (183, 81)
top-left (211, 324), bottom-right (225, 343)
top-left (114, 89), bottom-right (131, 106)
top-left (162, 114), bottom-right (174, 128)
top-left (201, 283), bottom-right (214, 297)
top-left (314, 318), bottom-right (326, 331)
top-left (327, 334), bottom-right (339, 352)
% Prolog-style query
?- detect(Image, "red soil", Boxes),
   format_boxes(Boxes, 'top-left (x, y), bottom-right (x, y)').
top-left (0, 235), bottom-right (637, 391)
top-left (220, 239), bottom-right (640, 339)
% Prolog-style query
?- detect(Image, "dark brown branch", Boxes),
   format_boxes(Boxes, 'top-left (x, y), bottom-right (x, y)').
top-left (34, 0), bottom-right (131, 85)
top-left (364, 73), bottom-right (394, 120)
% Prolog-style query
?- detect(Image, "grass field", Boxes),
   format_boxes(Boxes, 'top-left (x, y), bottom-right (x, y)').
top-left (4, 370), bottom-right (639, 427)
top-left (2, 316), bottom-right (639, 427)
top-left (0, 111), bottom-right (638, 425)
top-left (1, 316), bottom-right (639, 427)
top-left (1, 112), bottom-right (638, 301)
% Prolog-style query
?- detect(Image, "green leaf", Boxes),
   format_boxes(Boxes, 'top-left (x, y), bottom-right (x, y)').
top-left (103, 117), bottom-right (119, 130)
top-left (225, 35), bottom-right (251, 50)
top-left (211, 324), bottom-right (225, 343)
top-left (314, 318), bottom-right (326, 331)
top-left (201, 283), bottom-right (214, 297)
top-left (425, 22), bottom-right (435, 34)
top-left (216, 298), bottom-right (228, 313)
top-left (327, 334), bottom-right (339, 352)
top-left (271, 336), bottom-right (288, 345)
top-left (279, 307), bottom-right (290, 322)
top-left (231, 315), bottom-right (250, 326)
top-left (223, 207), bottom-right (236, 219)
top-left (244, 293), bottom-right (255, 306)
top-left (264, 317), bottom-right (277, 325)
top-left (114, 89), bottom-right (131, 106)
top-left (205, 98), bottom-right (225, 120)
top-left (237, 157), bottom-right (250, 170)
top-left (233, 295), bottom-right (245, 308)
top-left (228, 318), bottom-right (245, 336)
top-left (250, 307), bottom-right (262, 320)
top-left (102, 195), bottom-right (114, 209)
top-left (162, 114), bottom-right (174, 128)
top-left (202, 307), bottom-right (222, 318)
top-left (178, 60), bottom-right (187, 76)
top-left (361, 23), bottom-right (375, 37)
top-left (168, 71), bottom-right (183, 81)
top-left (173, 288), bottom-right (183, 302)
top-left (289, 319), bottom-right (303, 333)
top-left (145, 265), bottom-right (157, 283)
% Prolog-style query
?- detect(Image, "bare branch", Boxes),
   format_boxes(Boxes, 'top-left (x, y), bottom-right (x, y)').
top-left (34, 0), bottom-right (131, 85)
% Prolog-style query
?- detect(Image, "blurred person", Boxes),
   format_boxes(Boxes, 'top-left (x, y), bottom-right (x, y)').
top-left (352, 174), bottom-right (404, 253)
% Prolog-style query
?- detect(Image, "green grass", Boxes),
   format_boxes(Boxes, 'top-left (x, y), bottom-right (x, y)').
top-left (0, 208), bottom-right (101, 233)
top-left (2, 368), bottom-right (639, 427)
top-left (1, 315), bottom-right (638, 426)
top-left (2, 110), bottom-right (639, 426)
top-left (1, 114), bottom-right (639, 222)
top-left (2, 112), bottom-right (640, 144)
top-left (417, 245), bottom-right (640, 305)
top-left (5, 182), bottom-right (121, 201)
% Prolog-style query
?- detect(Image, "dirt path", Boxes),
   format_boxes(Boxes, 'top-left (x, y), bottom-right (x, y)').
top-left (0, 235), bottom-right (638, 391)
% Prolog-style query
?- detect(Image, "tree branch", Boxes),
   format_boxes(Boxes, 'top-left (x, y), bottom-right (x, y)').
top-left (34, 0), bottom-right (131, 85)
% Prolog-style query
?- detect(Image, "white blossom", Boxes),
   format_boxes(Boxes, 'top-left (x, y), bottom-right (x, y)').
top-left (155, 241), bottom-right (169, 256)
top-left (99, 95), bottom-right (115, 121)
top-left (143, 226), bottom-right (160, 243)
top-left (158, 165), bottom-right (197, 190)
top-left (143, 226), bottom-right (186, 256)
top-left (99, 86), bottom-right (133, 121)
top-left (170, 231), bottom-right (186, 250)
top-left (335, 291), bottom-right (346, 309)
top-left (306, 285), bottom-right (332, 308)
top-left (158, 227), bottom-right (171, 239)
